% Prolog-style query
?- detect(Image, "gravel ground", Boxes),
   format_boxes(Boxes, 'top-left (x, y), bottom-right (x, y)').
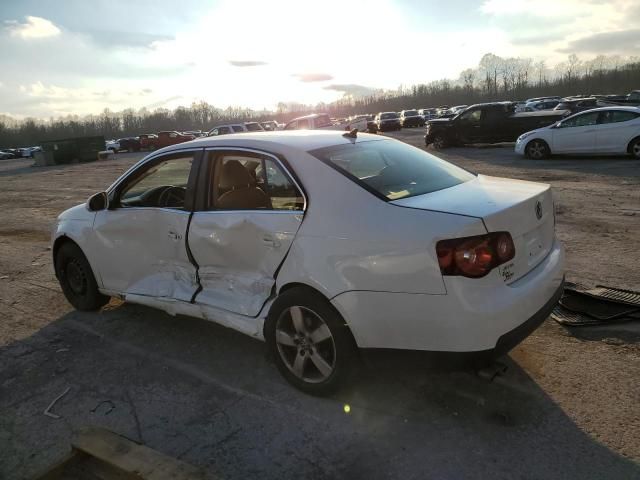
top-left (1, 134), bottom-right (639, 479)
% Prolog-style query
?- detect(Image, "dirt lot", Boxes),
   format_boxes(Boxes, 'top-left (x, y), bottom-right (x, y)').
top-left (1, 132), bottom-right (639, 479)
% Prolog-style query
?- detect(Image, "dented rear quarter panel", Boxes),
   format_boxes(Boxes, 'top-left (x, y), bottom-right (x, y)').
top-left (273, 146), bottom-right (487, 298)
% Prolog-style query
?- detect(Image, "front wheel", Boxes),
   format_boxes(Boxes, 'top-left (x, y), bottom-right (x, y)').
top-left (265, 288), bottom-right (357, 395)
top-left (432, 133), bottom-right (447, 149)
top-left (55, 242), bottom-right (109, 311)
top-left (525, 139), bottom-right (550, 159)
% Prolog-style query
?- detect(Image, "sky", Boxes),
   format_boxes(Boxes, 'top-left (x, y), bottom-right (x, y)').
top-left (1, 0), bottom-right (639, 119)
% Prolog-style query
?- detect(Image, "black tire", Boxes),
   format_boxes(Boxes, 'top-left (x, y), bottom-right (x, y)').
top-left (628, 137), bottom-right (640, 159)
top-left (265, 287), bottom-right (358, 395)
top-left (55, 242), bottom-right (109, 311)
top-left (432, 133), bottom-right (447, 149)
top-left (525, 139), bottom-right (550, 160)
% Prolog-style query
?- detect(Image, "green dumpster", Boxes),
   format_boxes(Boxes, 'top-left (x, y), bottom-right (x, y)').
top-left (39, 136), bottom-right (105, 164)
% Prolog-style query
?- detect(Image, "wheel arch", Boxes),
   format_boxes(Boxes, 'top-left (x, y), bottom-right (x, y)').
top-left (525, 137), bottom-right (551, 156)
top-left (266, 282), bottom-right (359, 349)
top-left (52, 234), bottom-right (102, 287)
top-left (626, 135), bottom-right (640, 154)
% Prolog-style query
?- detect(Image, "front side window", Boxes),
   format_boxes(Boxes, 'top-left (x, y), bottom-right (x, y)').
top-left (209, 152), bottom-right (303, 210)
top-left (284, 121), bottom-right (297, 130)
top-left (310, 140), bottom-right (474, 201)
top-left (232, 125), bottom-right (245, 133)
top-left (561, 112), bottom-right (599, 128)
top-left (119, 154), bottom-right (194, 209)
top-left (459, 109), bottom-right (481, 123)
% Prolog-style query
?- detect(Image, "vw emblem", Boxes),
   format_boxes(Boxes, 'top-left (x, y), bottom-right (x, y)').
top-left (535, 201), bottom-right (543, 220)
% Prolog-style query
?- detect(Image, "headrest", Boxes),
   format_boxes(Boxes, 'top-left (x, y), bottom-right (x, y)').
top-left (219, 160), bottom-right (252, 189)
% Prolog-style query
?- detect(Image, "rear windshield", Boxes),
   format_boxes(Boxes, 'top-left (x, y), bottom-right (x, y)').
top-left (309, 140), bottom-right (474, 201)
top-left (381, 112), bottom-right (398, 119)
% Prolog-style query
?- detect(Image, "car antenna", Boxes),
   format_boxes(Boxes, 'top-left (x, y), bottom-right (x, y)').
top-left (343, 128), bottom-right (358, 139)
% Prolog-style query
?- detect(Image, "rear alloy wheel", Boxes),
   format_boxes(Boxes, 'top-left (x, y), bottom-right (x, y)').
top-left (55, 242), bottom-right (109, 311)
top-left (265, 288), bottom-right (357, 395)
top-left (525, 139), bottom-right (550, 160)
top-left (630, 138), bottom-right (640, 159)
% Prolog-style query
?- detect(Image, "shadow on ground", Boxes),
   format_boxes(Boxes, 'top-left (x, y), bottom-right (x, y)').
top-left (1, 303), bottom-right (638, 479)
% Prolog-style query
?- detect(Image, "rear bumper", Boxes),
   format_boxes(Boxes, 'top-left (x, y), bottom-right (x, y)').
top-left (332, 239), bottom-right (565, 352)
top-left (379, 121), bottom-right (401, 131)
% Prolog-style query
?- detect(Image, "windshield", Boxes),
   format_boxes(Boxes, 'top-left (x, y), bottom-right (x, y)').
top-left (309, 139), bottom-right (474, 201)
top-left (381, 113), bottom-right (398, 119)
top-left (404, 110), bottom-right (418, 116)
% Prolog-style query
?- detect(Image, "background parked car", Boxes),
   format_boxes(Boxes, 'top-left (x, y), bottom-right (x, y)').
top-left (399, 110), bottom-right (424, 128)
top-left (283, 113), bottom-right (367, 132)
top-left (419, 108), bottom-right (437, 121)
top-left (156, 131), bottom-right (195, 148)
top-left (0, 150), bottom-right (14, 159)
top-left (260, 120), bottom-right (280, 131)
top-left (553, 97), bottom-right (599, 116)
top-left (105, 139), bottom-right (120, 153)
top-left (515, 106), bottom-right (640, 159)
top-left (208, 124), bottom-right (247, 136)
top-left (375, 112), bottom-right (402, 131)
top-left (117, 137), bottom-right (141, 152)
top-left (524, 99), bottom-right (561, 111)
top-left (426, 101), bottom-right (565, 148)
top-left (139, 134), bottom-right (158, 151)
top-left (244, 122), bottom-right (265, 132)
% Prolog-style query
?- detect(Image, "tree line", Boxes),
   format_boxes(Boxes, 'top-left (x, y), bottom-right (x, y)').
top-left (1, 53), bottom-right (639, 148)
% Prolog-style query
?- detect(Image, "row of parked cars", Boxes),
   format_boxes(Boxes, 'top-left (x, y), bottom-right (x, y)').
top-left (105, 121), bottom-right (284, 153)
top-left (0, 146), bottom-right (41, 160)
top-left (421, 100), bottom-right (640, 159)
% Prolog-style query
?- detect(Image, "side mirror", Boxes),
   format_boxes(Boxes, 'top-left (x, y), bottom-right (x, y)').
top-left (87, 192), bottom-right (108, 211)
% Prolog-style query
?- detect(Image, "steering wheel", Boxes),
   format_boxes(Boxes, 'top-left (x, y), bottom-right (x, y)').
top-left (158, 186), bottom-right (186, 208)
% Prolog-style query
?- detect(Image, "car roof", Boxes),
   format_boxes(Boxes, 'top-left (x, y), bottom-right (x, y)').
top-left (155, 130), bottom-right (385, 156)
top-left (568, 106), bottom-right (640, 114)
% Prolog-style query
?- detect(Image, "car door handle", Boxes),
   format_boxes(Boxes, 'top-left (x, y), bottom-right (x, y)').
top-left (168, 230), bottom-right (181, 240)
top-left (262, 235), bottom-right (280, 247)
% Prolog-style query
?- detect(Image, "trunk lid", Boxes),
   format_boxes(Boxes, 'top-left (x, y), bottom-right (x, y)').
top-left (392, 175), bottom-right (555, 284)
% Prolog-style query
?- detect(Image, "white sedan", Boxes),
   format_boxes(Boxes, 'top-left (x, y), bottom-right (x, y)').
top-left (516, 106), bottom-right (640, 159)
top-left (52, 131), bottom-right (564, 394)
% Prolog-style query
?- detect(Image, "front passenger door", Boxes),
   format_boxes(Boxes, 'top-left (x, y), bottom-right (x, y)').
top-left (551, 111), bottom-right (599, 153)
top-left (91, 150), bottom-right (202, 301)
top-left (188, 149), bottom-right (305, 317)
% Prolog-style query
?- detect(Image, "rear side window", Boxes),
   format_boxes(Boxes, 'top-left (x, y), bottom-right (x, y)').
top-left (208, 152), bottom-right (304, 211)
top-left (309, 140), bottom-right (474, 201)
top-left (599, 110), bottom-right (639, 124)
top-left (232, 125), bottom-right (245, 133)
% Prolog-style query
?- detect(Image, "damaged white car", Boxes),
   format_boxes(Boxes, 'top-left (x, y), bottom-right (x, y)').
top-left (52, 131), bottom-right (565, 394)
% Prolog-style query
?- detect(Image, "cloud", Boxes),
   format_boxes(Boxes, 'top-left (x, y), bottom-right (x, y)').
top-left (145, 96), bottom-right (183, 109)
top-left (5, 16), bottom-right (61, 39)
top-left (324, 84), bottom-right (377, 97)
top-left (558, 29), bottom-right (640, 53)
top-left (82, 30), bottom-right (174, 49)
top-left (293, 73), bottom-right (334, 83)
top-left (229, 60), bottom-right (268, 67)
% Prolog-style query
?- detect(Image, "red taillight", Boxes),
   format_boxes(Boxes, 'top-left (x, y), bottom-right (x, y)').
top-left (436, 232), bottom-right (515, 278)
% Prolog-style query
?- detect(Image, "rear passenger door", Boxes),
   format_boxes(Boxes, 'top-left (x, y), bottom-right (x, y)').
top-left (595, 110), bottom-right (640, 153)
top-left (188, 149), bottom-right (306, 317)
